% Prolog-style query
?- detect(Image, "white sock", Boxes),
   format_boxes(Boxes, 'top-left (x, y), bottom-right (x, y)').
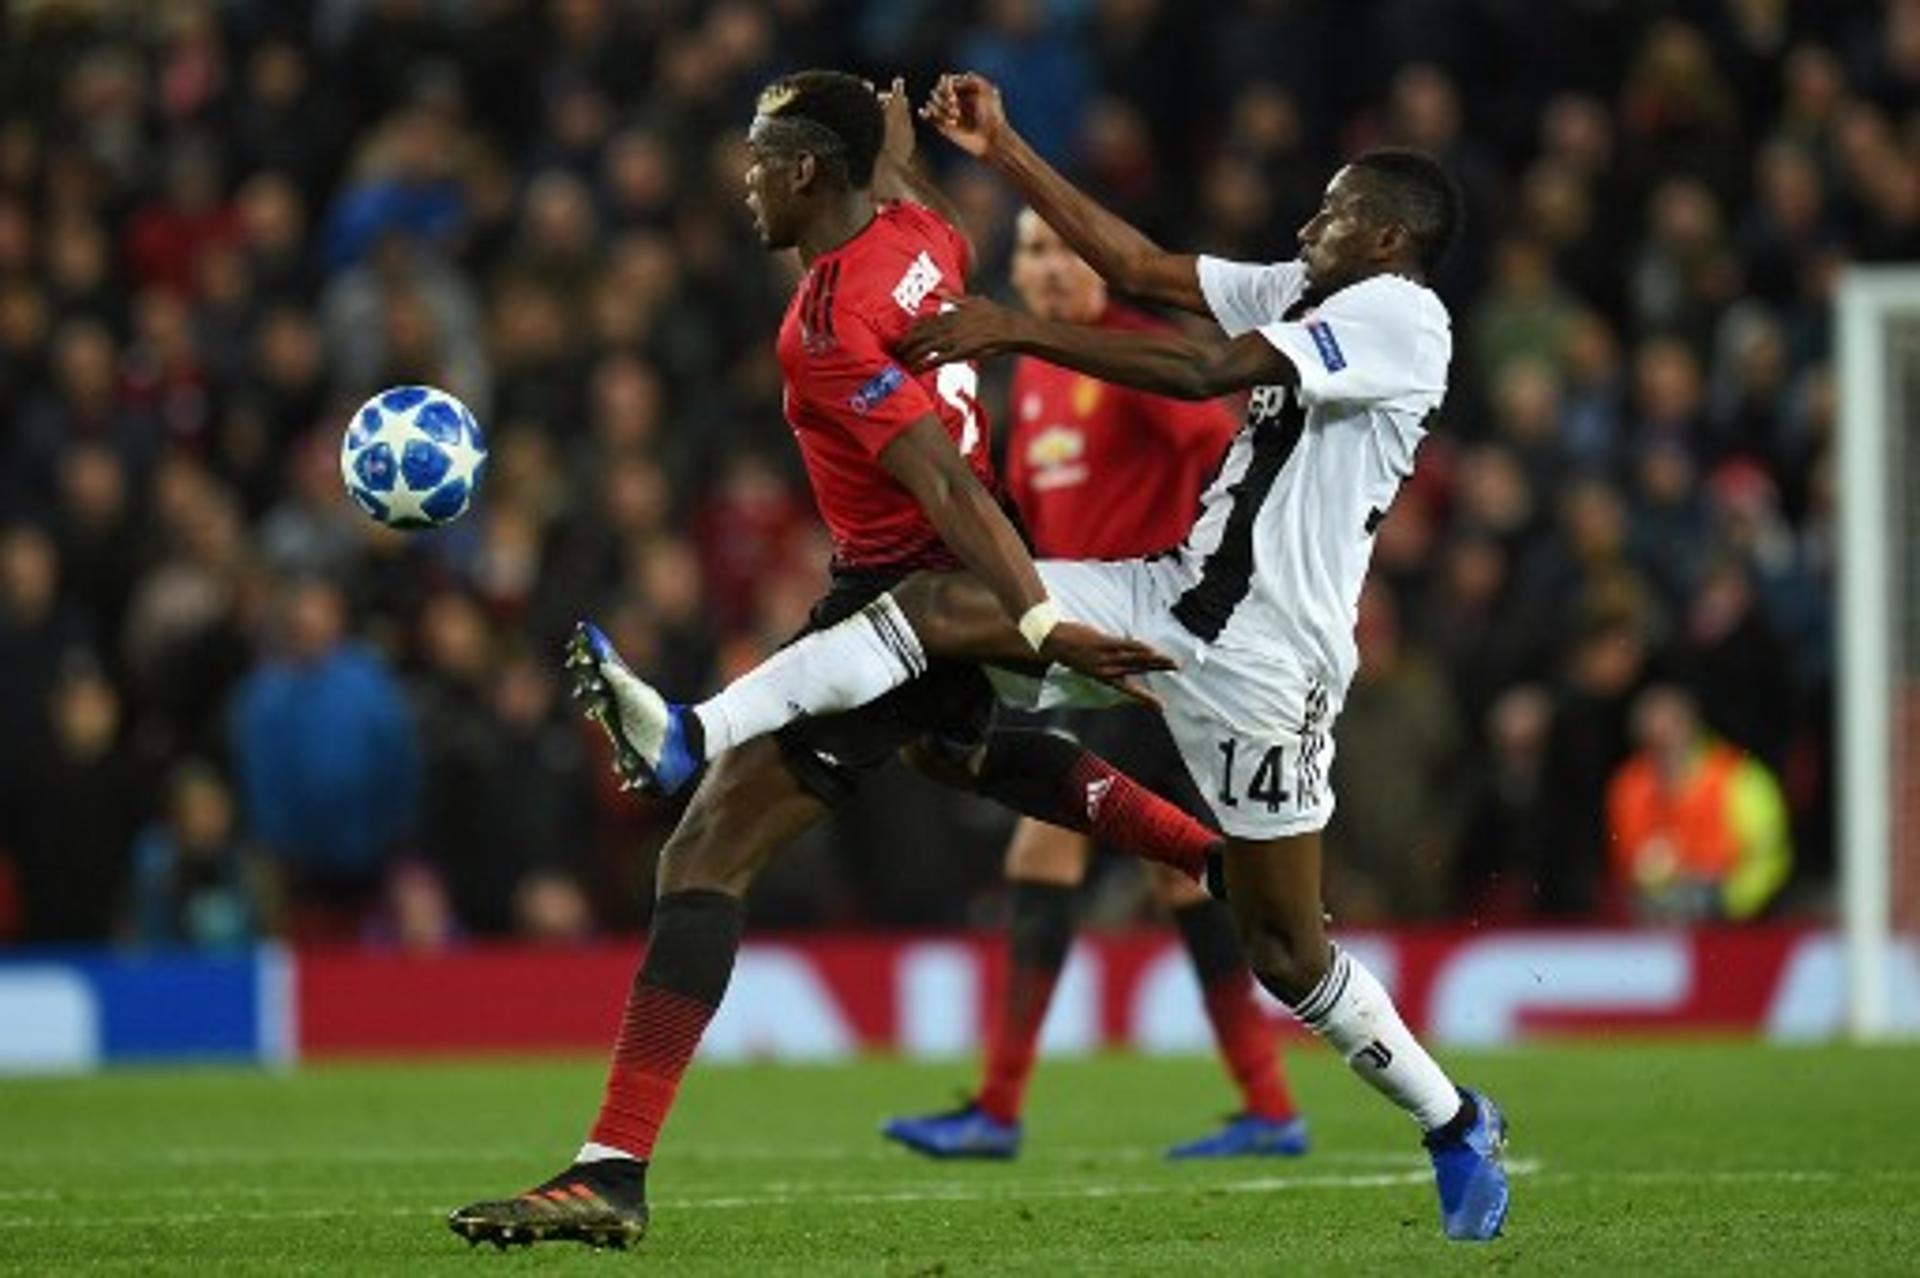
top-left (693, 593), bottom-right (927, 754)
top-left (575, 1140), bottom-right (640, 1164)
top-left (1291, 944), bottom-right (1462, 1132)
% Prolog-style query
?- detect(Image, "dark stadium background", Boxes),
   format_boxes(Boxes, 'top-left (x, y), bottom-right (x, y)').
top-left (0, 0), bottom-right (1911, 976)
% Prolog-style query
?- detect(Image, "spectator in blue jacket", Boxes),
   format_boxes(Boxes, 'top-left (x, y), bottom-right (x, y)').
top-left (230, 575), bottom-right (418, 940)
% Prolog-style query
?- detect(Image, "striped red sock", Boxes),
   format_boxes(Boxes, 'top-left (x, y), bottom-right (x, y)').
top-left (588, 890), bottom-right (743, 1160)
top-left (589, 982), bottom-right (719, 1158)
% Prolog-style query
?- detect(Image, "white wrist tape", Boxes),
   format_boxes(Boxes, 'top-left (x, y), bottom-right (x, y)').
top-left (1017, 598), bottom-right (1062, 652)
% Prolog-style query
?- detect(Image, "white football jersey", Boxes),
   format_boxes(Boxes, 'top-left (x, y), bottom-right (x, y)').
top-left (1176, 256), bottom-right (1452, 689)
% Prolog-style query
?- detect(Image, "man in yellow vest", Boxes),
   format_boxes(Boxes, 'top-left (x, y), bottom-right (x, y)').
top-left (1605, 684), bottom-right (1792, 922)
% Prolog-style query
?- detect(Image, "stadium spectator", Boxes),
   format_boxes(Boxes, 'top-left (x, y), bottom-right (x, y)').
top-left (1606, 684), bottom-right (1793, 923)
top-left (120, 458), bottom-right (256, 765)
top-left (12, 656), bottom-right (143, 943)
top-left (1456, 685), bottom-right (1560, 922)
top-left (0, 525), bottom-right (91, 835)
top-left (128, 759), bottom-right (277, 953)
top-left (1325, 581), bottom-right (1470, 922)
top-left (230, 575), bottom-right (419, 941)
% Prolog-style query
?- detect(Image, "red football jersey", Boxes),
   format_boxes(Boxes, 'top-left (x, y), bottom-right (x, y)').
top-left (1006, 304), bottom-right (1239, 558)
top-left (777, 200), bottom-right (993, 571)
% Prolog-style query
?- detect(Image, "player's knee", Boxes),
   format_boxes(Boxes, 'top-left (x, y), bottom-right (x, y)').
top-left (890, 573), bottom-right (953, 647)
top-left (900, 733), bottom-right (984, 789)
top-left (656, 807), bottom-right (749, 897)
top-left (893, 572), bottom-right (996, 655)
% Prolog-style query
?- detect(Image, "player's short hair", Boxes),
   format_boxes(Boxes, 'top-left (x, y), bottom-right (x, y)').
top-left (752, 70), bottom-right (884, 190)
top-left (1348, 148), bottom-right (1462, 273)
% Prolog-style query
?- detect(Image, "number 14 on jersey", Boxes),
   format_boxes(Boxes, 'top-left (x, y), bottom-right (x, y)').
top-left (1215, 738), bottom-right (1290, 812)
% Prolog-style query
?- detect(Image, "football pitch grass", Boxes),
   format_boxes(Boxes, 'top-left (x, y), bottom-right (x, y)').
top-left (2, 1041), bottom-right (1917, 1275)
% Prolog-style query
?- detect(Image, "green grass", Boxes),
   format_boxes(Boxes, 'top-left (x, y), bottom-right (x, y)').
top-left (2, 1042), bottom-right (1918, 1274)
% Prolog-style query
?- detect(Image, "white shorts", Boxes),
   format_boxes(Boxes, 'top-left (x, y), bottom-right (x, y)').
top-left (988, 558), bottom-right (1342, 840)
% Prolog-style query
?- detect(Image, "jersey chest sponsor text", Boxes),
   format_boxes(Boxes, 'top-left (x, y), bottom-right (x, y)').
top-left (1246, 383), bottom-right (1293, 424)
top-left (891, 251), bottom-right (943, 314)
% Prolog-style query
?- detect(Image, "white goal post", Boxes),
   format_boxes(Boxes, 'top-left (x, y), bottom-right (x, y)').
top-left (1837, 267), bottom-right (1920, 1041)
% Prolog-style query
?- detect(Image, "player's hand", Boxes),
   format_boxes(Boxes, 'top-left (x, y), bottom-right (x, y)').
top-left (900, 294), bottom-right (1018, 369)
top-left (920, 72), bottom-right (1008, 160)
top-left (878, 76), bottom-right (915, 170)
top-left (1039, 621), bottom-right (1177, 710)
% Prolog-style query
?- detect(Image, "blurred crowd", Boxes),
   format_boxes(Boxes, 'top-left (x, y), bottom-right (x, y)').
top-left (0, 0), bottom-right (1913, 950)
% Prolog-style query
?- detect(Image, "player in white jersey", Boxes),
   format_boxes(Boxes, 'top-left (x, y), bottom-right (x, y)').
top-left (571, 73), bottom-right (1510, 1241)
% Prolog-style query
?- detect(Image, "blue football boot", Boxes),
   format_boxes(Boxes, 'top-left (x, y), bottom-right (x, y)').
top-left (1424, 1088), bottom-right (1510, 1241)
top-left (1166, 1113), bottom-right (1311, 1160)
top-left (566, 620), bottom-right (703, 796)
top-left (882, 1102), bottom-right (1021, 1160)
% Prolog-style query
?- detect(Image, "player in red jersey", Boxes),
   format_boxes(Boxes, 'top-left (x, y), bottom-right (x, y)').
top-left (448, 72), bottom-right (1219, 1251)
top-left (1001, 216), bottom-right (1237, 561)
top-left (882, 210), bottom-right (1308, 1160)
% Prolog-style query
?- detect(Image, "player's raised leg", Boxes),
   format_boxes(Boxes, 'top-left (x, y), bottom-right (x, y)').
top-left (572, 571), bottom-right (1219, 880)
top-left (1151, 861), bottom-right (1309, 1159)
top-left (565, 590), bottom-right (941, 797)
top-left (569, 565), bottom-right (1157, 797)
top-left (1221, 832), bottom-right (1509, 1241)
top-left (448, 739), bottom-right (827, 1250)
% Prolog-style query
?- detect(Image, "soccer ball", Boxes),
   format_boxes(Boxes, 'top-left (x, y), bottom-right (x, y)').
top-left (340, 385), bottom-right (488, 529)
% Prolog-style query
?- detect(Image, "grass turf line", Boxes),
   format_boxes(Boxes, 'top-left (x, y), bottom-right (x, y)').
top-left (1, 1041), bottom-right (1917, 1275)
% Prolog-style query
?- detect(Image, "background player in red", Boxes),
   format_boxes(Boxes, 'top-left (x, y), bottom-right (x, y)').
top-left (882, 210), bottom-right (1307, 1160)
top-left (449, 72), bottom-right (1219, 1251)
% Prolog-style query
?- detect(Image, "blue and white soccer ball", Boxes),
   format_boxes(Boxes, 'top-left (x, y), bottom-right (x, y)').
top-left (340, 385), bottom-right (488, 530)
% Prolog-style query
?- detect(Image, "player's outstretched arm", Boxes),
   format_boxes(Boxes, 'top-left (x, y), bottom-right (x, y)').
top-left (922, 72), bottom-right (1206, 315)
top-left (902, 295), bottom-right (1297, 401)
top-left (877, 416), bottom-right (1174, 697)
top-left (872, 76), bottom-right (975, 269)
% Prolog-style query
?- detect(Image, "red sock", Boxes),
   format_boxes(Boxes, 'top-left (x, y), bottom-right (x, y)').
top-left (1173, 898), bottom-right (1295, 1120)
top-left (974, 730), bottom-right (1216, 878)
top-left (588, 890), bottom-right (742, 1160)
top-left (976, 881), bottom-right (1073, 1124)
top-left (977, 961), bottom-right (1061, 1123)
top-left (590, 982), bottom-right (717, 1158)
top-left (1068, 750), bottom-right (1216, 877)
top-left (1202, 970), bottom-right (1296, 1120)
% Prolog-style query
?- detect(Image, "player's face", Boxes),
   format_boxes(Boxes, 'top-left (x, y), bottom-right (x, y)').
top-left (1010, 211), bottom-right (1103, 323)
top-left (1295, 167), bottom-right (1387, 294)
top-left (743, 141), bottom-right (800, 250)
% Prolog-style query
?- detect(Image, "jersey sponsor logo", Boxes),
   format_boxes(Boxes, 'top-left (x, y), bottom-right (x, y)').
top-left (849, 364), bottom-right (907, 415)
top-left (1025, 424), bottom-right (1084, 466)
top-left (1025, 425), bottom-right (1088, 491)
top-left (1246, 384), bottom-right (1291, 423)
top-left (1306, 319), bottom-right (1346, 372)
top-left (891, 251), bottom-right (944, 314)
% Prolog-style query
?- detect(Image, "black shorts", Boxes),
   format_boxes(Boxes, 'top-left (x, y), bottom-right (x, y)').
top-left (998, 702), bottom-right (1217, 832)
top-left (775, 567), bottom-right (996, 806)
